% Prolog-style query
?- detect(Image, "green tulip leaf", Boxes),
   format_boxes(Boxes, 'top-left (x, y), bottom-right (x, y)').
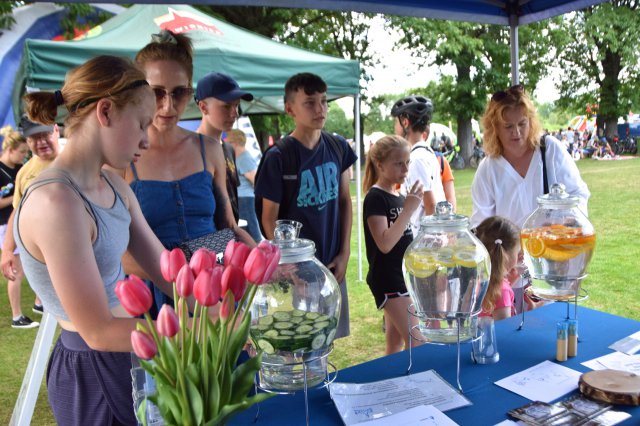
top-left (229, 352), bottom-right (262, 403)
top-left (186, 375), bottom-right (204, 424)
top-left (208, 366), bottom-right (220, 417)
top-left (226, 314), bottom-right (251, 365)
top-left (136, 398), bottom-right (148, 426)
top-left (205, 392), bottom-right (275, 426)
top-left (160, 338), bottom-right (179, 376)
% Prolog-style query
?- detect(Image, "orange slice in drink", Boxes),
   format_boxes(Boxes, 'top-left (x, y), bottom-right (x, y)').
top-left (526, 236), bottom-right (545, 258)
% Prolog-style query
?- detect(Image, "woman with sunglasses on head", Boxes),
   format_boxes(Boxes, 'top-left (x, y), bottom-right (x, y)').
top-left (15, 55), bottom-right (173, 425)
top-left (470, 85), bottom-right (590, 229)
top-left (125, 30), bottom-right (253, 313)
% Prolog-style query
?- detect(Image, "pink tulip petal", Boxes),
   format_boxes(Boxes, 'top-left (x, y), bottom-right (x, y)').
top-left (160, 249), bottom-right (171, 283)
top-left (175, 264), bottom-right (194, 298)
top-left (157, 305), bottom-right (180, 338)
top-left (131, 330), bottom-right (157, 360)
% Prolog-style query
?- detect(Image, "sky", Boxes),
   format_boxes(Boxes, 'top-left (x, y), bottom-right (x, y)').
top-left (361, 16), bottom-right (561, 104)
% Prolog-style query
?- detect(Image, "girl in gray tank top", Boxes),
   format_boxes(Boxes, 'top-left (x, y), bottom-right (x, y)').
top-left (16, 55), bottom-right (174, 425)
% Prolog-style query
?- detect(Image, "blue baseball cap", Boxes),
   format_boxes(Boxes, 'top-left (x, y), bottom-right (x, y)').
top-left (195, 72), bottom-right (253, 103)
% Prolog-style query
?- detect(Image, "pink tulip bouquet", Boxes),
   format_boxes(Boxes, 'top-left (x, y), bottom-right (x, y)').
top-left (116, 240), bottom-right (280, 425)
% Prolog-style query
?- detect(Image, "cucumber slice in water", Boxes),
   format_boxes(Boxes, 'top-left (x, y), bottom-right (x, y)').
top-left (305, 312), bottom-right (321, 320)
top-left (258, 315), bottom-right (274, 326)
top-left (311, 333), bottom-right (326, 350)
top-left (257, 339), bottom-right (275, 354)
top-left (273, 311), bottom-right (292, 321)
top-left (296, 324), bottom-right (314, 334)
top-left (274, 321), bottom-right (294, 330)
top-left (326, 329), bottom-right (337, 345)
top-left (264, 329), bottom-right (279, 338)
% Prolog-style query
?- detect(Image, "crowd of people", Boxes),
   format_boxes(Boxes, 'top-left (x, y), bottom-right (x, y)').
top-left (0, 27), bottom-right (593, 424)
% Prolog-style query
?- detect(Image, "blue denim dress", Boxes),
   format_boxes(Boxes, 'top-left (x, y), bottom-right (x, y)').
top-left (130, 134), bottom-right (216, 311)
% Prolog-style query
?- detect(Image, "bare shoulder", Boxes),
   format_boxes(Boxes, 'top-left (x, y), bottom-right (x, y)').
top-left (102, 168), bottom-right (136, 208)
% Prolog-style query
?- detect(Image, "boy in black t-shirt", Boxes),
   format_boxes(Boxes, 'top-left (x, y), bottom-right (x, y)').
top-left (254, 73), bottom-right (357, 338)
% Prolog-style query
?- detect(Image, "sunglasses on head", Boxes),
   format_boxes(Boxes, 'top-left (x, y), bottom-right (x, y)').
top-left (491, 84), bottom-right (525, 102)
top-left (152, 87), bottom-right (194, 104)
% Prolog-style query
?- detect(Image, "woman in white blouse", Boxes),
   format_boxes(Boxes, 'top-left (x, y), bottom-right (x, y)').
top-left (470, 85), bottom-right (590, 229)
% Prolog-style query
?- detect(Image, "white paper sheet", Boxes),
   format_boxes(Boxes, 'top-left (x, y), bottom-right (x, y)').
top-left (358, 405), bottom-right (458, 426)
top-left (582, 351), bottom-right (640, 374)
top-left (329, 370), bottom-right (471, 425)
top-left (608, 330), bottom-right (640, 355)
top-left (494, 360), bottom-right (581, 403)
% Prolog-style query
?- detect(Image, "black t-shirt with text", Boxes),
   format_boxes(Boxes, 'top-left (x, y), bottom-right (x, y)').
top-left (363, 187), bottom-right (413, 289)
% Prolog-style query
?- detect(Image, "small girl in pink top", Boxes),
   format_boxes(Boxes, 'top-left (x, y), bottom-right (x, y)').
top-left (474, 216), bottom-right (520, 320)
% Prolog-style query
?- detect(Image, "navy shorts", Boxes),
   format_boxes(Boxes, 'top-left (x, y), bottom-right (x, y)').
top-left (47, 330), bottom-right (136, 425)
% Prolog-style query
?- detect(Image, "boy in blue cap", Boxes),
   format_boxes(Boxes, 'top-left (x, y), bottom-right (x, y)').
top-left (195, 72), bottom-right (255, 243)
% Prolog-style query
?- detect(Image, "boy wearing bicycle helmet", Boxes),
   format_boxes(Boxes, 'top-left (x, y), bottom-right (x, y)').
top-left (391, 95), bottom-right (446, 235)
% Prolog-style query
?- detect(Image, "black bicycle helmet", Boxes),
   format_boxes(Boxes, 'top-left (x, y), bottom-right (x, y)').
top-left (391, 95), bottom-right (434, 122)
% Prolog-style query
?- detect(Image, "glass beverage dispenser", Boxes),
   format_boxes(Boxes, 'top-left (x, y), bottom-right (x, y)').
top-left (249, 221), bottom-right (341, 391)
top-left (403, 202), bottom-right (490, 343)
top-left (521, 183), bottom-right (596, 300)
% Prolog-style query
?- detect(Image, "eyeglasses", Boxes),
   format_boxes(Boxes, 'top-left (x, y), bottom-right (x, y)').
top-left (152, 87), bottom-right (194, 104)
top-left (491, 84), bottom-right (525, 102)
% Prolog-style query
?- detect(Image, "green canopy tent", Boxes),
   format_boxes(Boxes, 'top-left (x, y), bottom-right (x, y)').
top-left (12, 3), bottom-right (360, 120)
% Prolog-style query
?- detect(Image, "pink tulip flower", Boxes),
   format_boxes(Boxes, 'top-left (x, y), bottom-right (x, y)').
top-left (160, 248), bottom-right (187, 283)
top-left (221, 265), bottom-right (246, 302)
top-left (189, 248), bottom-right (215, 276)
top-left (115, 274), bottom-right (152, 317)
top-left (244, 241), bottom-right (281, 284)
top-left (131, 330), bottom-right (157, 360)
top-left (157, 305), bottom-right (180, 338)
top-left (193, 266), bottom-right (223, 307)
top-left (175, 264), bottom-right (194, 298)
top-left (220, 291), bottom-right (235, 321)
top-left (223, 240), bottom-right (251, 269)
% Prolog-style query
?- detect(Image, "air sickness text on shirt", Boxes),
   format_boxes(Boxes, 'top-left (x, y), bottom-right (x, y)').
top-left (296, 162), bottom-right (339, 210)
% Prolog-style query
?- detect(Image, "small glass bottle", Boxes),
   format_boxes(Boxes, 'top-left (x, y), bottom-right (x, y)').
top-left (556, 322), bottom-right (568, 362)
top-left (567, 320), bottom-right (578, 357)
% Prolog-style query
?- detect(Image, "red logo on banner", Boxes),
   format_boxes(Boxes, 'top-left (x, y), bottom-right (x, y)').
top-left (154, 8), bottom-right (223, 36)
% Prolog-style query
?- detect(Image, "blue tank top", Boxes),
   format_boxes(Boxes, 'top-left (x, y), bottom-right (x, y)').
top-left (130, 134), bottom-right (216, 249)
top-left (15, 171), bottom-right (131, 321)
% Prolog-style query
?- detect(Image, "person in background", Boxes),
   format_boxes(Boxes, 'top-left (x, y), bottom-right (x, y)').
top-left (391, 95), bottom-right (445, 236)
top-left (473, 216), bottom-right (521, 320)
top-left (125, 30), bottom-right (250, 314)
top-left (225, 129), bottom-right (262, 242)
top-left (1, 115), bottom-right (60, 325)
top-left (0, 126), bottom-right (33, 328)
top-left (363, 135), bottom-right (423, 354)
top-left (195, 71), bottom-right (254, 231)
top-left (470, 84), bottom-right (589, 229)
top-left (255, 72), bottom-right (357, 338)
top-left (16, 54), bottom-right (173, 425)
top-left (422, 130), bottom-right (457, 211)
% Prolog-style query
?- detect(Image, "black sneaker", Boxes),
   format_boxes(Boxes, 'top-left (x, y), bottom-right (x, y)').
top-left (11, 315), bottom-right (39, 329)
top-left (32, 304), bottom-right (44, 315)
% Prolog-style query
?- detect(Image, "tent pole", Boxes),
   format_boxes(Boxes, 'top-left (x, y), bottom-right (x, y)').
top-left (509, 13), bottom-right (520, 85)
top-left (509, 14), bottom-right (520, 85)
top-left (354, 93), bottom-right (363, 282)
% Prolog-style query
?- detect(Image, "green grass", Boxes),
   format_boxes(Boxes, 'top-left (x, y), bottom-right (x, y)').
top-left (1, 158), bottom-right (639, 424)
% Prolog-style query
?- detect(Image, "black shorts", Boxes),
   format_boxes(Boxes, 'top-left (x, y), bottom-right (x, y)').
top-left (367, 277), bottom-right (410, 310)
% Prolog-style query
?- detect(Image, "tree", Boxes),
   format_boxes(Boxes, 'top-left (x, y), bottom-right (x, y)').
top-left (325, 102), bottom-right (354, 138)
top-left (1, 2), bottom-right (110, 39)
top-left (553, 1), bottom-right (640, 138)
top-left (391, 18), bottom-right (553, 164)
top-left (203, 6), bottom-right (375, 155)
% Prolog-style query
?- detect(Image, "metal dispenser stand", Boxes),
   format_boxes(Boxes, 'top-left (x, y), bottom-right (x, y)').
top-left (253, 346), bottom-right (337, 426)
top-left (406, 305), bottom-right (480, 392)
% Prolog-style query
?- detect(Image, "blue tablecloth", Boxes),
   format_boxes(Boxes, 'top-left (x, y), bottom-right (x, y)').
top-left (230, 303), bottom-right (640, 425)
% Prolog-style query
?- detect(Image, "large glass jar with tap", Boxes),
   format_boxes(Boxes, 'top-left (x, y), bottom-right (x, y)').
top-left (521, 183), bottom-right (596, 300)
top-left (403, 202), bottom-right (490, 343)
top-left (249, 221), bottom-right (341, 391)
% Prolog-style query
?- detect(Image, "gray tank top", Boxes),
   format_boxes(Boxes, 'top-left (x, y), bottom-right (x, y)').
top-left (14, 170), bottom-right (131, 321)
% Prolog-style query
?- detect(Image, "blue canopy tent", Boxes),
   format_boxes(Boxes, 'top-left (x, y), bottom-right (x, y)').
top-left (54, 0), bottom-right (607, 84)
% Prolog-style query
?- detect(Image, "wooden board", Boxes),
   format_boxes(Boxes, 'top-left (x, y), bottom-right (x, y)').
top-left (579, 369), bottom-right (640, 406)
